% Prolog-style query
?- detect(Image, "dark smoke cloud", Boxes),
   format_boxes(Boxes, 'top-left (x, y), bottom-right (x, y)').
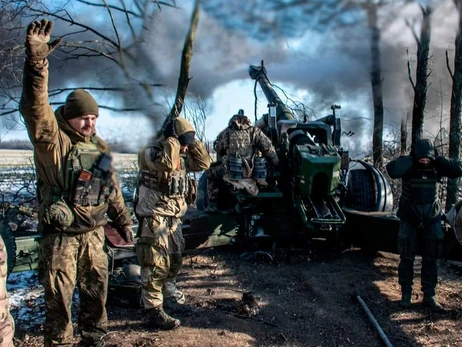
top-left (197, 0), bottom-right (458, 154)
top-left (2, 0), bottom-right (459, 155)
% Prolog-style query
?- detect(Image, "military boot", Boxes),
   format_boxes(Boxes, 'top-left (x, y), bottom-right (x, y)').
top-left (165, 289), bottom-right (186, 305)
top-left (422, 295), bottom-right (444, 312)
top-left (399, 289), bottom-right (412, 309)
top-left (148, 307), bottom-right (181, 330)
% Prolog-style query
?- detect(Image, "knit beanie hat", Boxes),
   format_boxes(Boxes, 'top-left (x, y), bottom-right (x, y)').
top-left (178, 131), bottom-right (195, 145)
top-left (63, 89), bottom-right (99, 120)
top-left (175, 117), bottom-right (196, 145)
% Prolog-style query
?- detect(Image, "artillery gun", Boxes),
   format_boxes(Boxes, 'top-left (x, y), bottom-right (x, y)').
top-left (4, 62), bottom-right (462, 314)
top-left (193, 62), bottom-right (396, 256)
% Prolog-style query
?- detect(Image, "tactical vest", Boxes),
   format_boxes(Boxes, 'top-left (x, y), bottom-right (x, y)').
top-left (402, 167), bottom-right (439, 203)
top-left (39, 140), bottom-right (113, 206)
top-left (226, 127), bottom-right (255, 160)
top-left (139, 146), bottom-right (189, 198)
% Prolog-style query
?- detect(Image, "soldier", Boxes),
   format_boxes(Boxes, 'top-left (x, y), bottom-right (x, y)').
top-left (135, 117), bottom-right (210, 330)
top-left (0, 235), bottom-right (14, 347)
top-left (19, 20), bottom-right (133, 346)
top-left (207, 109), bottom-right (279, 211)
top-left (386, 138), bottom-right (462, 311)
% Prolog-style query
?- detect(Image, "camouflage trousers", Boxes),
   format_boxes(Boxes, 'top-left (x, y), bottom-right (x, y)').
top-left (0, 235), bottom-right (14, 347)
top-left (397, 220), bottom-right (444, 296)
top-left (39, 227), bottom-right (108, 346)
top-left (136, 215), bottom-right (185, 309)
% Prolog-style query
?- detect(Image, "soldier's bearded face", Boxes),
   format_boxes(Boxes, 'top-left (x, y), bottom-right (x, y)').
top-left (68, 114), bottom-right (97, 136)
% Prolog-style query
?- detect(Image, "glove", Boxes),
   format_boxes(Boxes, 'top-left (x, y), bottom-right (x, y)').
top-left (163, 120), bottom-right (178, 139)
top-left (119, 225), bottom-right (134, 244)
top-left (25, 19), bottom-right (63, 62)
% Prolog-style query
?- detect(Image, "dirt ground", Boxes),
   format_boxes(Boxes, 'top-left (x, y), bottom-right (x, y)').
top-left (12, 241), bottom-right (462, 347)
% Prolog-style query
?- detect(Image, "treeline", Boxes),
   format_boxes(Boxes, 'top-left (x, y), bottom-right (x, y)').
top-left (0, 140), bottom-right (33, 150)
top-left (0, 140), bottom-right (136, 153)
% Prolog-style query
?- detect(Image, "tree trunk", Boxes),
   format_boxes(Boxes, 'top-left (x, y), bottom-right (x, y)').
top-left (158, 0), bottom-right (201, 137)
top-left (400, 113), bottom-right (408, 155)
top-left (368, 5), bottom-right (384, 168)
top-left (446, 1), bottom-right (462, 209)
top-left (411, 6), bottom-right (432, 150)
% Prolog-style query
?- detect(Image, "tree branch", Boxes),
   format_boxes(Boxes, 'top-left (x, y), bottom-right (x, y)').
top-left (27, 6), bottom-right (120, 49)
top-left (446, 50), bottom-right (454, 79)
top-left (405, 19), bottom-right (420, 44)
top-left (406, 49), bottom-right (415, 90)
top-left (77, 0), bottom-right (141, 17)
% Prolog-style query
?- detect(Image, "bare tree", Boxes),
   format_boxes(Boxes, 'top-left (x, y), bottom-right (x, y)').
top-left (202, 0), bottom-right (415, 168)
top-left (365, 1), bottom-right (385, 168)
top-left (400, 113), bottom-right (408, 155)
top-left (0, 0), bottom-right (177, 127)
top-left (445, 0), bottom-right (462, 209)
top-left (182, 93), bottom-right (207, 143)
top-left (406, 4), bottom-right (432, 150)
top-left (167, 0), bottom-right (200, 121)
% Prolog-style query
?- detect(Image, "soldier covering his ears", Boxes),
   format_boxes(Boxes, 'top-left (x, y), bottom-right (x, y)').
top-left (386, 138), bottom-right (462, 311)
top-left (135, 117), bottom-right (210, 329)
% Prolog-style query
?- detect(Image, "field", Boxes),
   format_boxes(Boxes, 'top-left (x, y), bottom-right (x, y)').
top-left (10, 247), bottom-right (462, 347)
top-left (2, 149), bottom-right (462, 347)
top-left (0, 149), bottom-right (137, 169)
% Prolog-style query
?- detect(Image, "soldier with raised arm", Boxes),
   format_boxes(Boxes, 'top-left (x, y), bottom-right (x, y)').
top-left (19, 19), bottom-right (133, 347)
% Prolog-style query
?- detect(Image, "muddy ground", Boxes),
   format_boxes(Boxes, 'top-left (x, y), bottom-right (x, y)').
top-left (12, 242), bottom-right (462, 347)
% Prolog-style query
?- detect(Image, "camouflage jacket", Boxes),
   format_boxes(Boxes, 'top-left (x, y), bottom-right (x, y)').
top-left (0, 235), bottom-right (14, 347)
top-left (19, 59), bottom-right (132, 234)
top-left (214, 115), bottom-right (279, 167)
top-left (136, 135), bottom-right (210, 219)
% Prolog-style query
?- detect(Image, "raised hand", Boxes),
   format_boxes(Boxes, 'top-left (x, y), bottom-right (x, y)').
top-left (25, 19), bottom-right (63, 61)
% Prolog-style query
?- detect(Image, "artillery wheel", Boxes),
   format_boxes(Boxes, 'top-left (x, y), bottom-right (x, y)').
top-left (0, 220), bottom-right (17, 276)
top-left (345, 169), bottom-right (376, 211)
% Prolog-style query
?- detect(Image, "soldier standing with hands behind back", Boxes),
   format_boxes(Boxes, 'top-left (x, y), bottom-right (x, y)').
top-left (19, 19), bottom-right (133, 346)
top-left (386, 138), bottom-right (462, 311)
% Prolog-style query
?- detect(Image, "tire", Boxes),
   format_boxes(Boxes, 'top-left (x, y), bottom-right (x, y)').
top-left (195, 172), bottom-right (208, 211)
top-left (0, 220), bottom-right (17, 276)
top-left (345, 169), bottom-right (376, 212)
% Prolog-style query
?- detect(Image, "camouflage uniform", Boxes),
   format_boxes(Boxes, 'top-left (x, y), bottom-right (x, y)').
top-left (0, 236), bottom-right (14, 347)
top-left (20, 23), bottom-right (132, 346)
top-left (207, 112), bottom-right (279, 202)
top-left (386, 139), bottom-right (462, 308)
top-left (135, 118), bottom-right (210, 324)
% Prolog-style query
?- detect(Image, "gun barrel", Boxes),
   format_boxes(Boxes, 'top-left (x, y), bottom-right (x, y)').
top-left (248, 65), bottom-right (284, 106)
top-left (248, 64), bottom-right (295, 126)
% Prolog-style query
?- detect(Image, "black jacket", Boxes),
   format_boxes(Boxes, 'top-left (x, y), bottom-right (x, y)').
top-left (386, 139), bottom-right (462, 226)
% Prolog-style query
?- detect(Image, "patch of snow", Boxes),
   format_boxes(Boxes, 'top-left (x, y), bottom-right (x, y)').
top-left (7, 270), bottom-right (82, 332)
top-left (7, 270), bottom-right (45, 330)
